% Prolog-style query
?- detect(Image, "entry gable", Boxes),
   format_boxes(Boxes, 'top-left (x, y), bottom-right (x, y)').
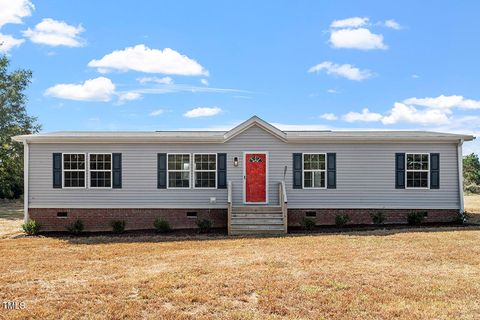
top-left (224, 116), bottom-right (287, 142)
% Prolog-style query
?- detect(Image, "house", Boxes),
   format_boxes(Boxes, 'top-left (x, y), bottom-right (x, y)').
top-left (13, 116), bottom-right (475, 235)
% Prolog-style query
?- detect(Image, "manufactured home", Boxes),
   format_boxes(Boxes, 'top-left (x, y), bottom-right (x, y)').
top-left (13, 116), bottom-right (474, 234)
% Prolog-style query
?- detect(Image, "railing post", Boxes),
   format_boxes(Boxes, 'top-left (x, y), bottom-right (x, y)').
top-left (279, 181), bottom-right (288, 234)
top-left (227, 181), bottom-right (232, 235)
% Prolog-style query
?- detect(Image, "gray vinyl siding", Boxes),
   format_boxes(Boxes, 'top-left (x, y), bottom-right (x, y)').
top-left (28, 125), bottom-right (460, 209)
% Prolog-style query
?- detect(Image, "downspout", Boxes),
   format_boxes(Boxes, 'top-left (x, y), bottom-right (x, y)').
top-left (23, 140), bottom-right (29, 223)
top-left (457, 139), bottom-right (464, 213)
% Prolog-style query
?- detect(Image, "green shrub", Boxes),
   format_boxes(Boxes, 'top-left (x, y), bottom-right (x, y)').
top-left (196, 219), bottom-right (212, 233)
top-left (335, 213), bottom-right (350, 227)
top-left (454, 211), bottom-right (470, 224)
top-left (407, 211), bottom-right (426, 225)
top-left (154, 218), bottom-right (171, 233)
top-left (301, 217), bottom-right (316, 231)
top-left (464, 183), bottom-right (480, 194)
top-left (22, 219), bottom-right (41, 235)
top-left (111, 220), bottom-right (126, 234)
top-left (370, 211), bottom-right (386, 224)
top-left (66, 219), bottom-right (84, 234)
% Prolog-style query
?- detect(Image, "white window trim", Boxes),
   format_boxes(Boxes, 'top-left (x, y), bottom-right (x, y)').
top-left (88, 153), bottom-right (113, 189)
top-left (167, 153), bottom-right (191, 189)
top-left (193, 153), bottom-right (217, 189)
top-left (302, 153), bottom-right (327, 189)
top-left (62, 153), bottom-right (87, 189)
top-left (405, 153), bottom-right (430, 189)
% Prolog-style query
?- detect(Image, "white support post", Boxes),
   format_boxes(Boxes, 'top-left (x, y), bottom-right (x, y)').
top-left (23, 141), bottom-right (29, 223)
top-left (457, 139), bottom-right (464, 213)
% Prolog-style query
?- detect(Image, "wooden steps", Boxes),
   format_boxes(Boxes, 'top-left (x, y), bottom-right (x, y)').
top-left (230, 206), bottom-right (285, 235)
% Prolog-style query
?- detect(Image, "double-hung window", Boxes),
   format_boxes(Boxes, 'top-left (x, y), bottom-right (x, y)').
top-left (168, 154), bottom-right (190, 188)
top-left (194, 154), bottom-right (217, 188)
top-left (303, 153), bottom-right (326, 188)
top-left (406, 153), bottom-right (429, 188)
top-left (63, 153), bottom-right (86, 188)
top-left (89, 154), bottom-right (112, 188)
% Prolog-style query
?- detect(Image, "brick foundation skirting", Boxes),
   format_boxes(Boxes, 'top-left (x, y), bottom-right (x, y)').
top-left (29, 208), bottom-right (228, 232)
top-left (287, 208), bottom-right (459, 226)
top-left (29, 207), bottom-right (459, 232)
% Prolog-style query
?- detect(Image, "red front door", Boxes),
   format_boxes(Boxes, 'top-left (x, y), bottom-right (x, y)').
top-left (245, 153), bottom-right (267, 203)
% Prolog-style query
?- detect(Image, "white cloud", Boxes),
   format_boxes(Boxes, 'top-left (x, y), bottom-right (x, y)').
top-left (382, 103), bottom-right (450, 125)
top-left (184, 107), bottom-right (222, 118)
top-left (0, 0), bottom-right (34, 28)
top-left (403, 95), bottom-right (480, 110)
top-left (117, 92), bottom-right (141, 104)
top-left (149, 109), bottom-right (165, 117)
top-left (200, 78), bottom-right (209, 86)
top-left (327, 89), bottom-right (338, 94)
top-left (44, 77), bottom-right (115, 102)
top-left (134, 84), bottom-right (246, 95)
top-left (411, 74), bottom-right (420, 79)
top-left (384, 19), bottom-right (402, 30)
top-left (0, 33), bottom-right (24, 53)
top-left (308, 61), bottom-right (373, 81)
top-left (137, 76), bottom-right (173, 85)
top-left (22, 18), bottom-right (85, 47)
top-left (320, 113), bottom-right (338, 121)
top-left (330, 28), bottom-right (387, 50)
top-left (88, 44), bottom-right (209, 76)
top-left (330, 17), bottom-right (369, 29)
top-left (343, 108), bottom-right (383, 122)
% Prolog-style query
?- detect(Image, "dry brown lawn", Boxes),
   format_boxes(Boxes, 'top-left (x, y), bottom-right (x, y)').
top-left (0, 200), bottom-right (23, 239)
top-left (465, 193), bottom-right (480, 224)
top-left (1, 198), bottom-right (480, 319)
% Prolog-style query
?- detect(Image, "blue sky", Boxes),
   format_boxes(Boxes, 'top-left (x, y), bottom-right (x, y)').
top-left (2, 1), bottom-right (479, 153)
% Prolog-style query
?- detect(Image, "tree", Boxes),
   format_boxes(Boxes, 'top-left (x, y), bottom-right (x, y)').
top-left (0, 55), bottom-right (40, 199)
top-left (463, 153), bottom-right (480, 193)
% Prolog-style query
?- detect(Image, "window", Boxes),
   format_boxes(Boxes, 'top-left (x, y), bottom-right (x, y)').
top-left (406, 153), bottom-right (429, 188)
top-left (63, 153), bottom-right (86, 188)
top-left (194, 154), bottom-right (216, 188)
top-left (303, 153), bottom-right (326, 188)
top-left (168, 154), bottom-right (190, 188)
top-left (89, 154), bottom-right (112, 188)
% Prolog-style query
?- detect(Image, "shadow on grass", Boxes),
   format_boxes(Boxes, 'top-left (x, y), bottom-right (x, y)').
top-left (34, 223), bottom-right (480, 245)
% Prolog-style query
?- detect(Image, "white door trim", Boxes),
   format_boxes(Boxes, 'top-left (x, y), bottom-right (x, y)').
top-left (243, 151), bottom-right (269, 204)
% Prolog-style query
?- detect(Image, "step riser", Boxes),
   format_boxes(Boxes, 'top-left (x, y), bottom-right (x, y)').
top-left (232, 219), bottom-right (283, 225)
top-left (232, 214), bottom-right (283, 218)
top-left (232, 207), bottom-right (282, 213)
top-left (231, 226), bottom-right (285, 231)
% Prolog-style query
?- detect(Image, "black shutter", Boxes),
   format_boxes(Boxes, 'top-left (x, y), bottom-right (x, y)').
top-left (395, 153), bottom-right (405, 189)
top-left (430, 153), bottom-right (440, 189)
top-left (112, 153), bottom-right (122, 188)
top-left (53, 153), bottom-right (62, 188)
top-left (217, 153), bottom-right (227, 189)
top-left (157, 153), bottom-right (167, 189)
top-left (293, 153), bottom-right (302, 189)
top-left (327, 153), bottom-right (336, 189)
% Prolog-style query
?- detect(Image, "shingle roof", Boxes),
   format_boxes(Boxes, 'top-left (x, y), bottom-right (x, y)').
top-left (12, 115), bottom-right (475, 143)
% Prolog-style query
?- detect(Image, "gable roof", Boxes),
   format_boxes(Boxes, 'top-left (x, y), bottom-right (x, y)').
top-left (224, 116), bottom-right (287, 142)
top-left (12, 115), bottom-right (475, 143)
